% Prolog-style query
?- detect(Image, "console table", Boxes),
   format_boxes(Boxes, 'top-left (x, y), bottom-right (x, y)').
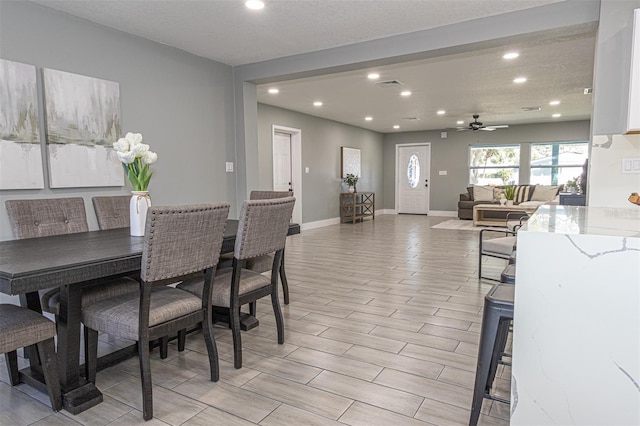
top-left (559, 192), bottom-right (586, 206)
top-left (340, 192), bottom-right (375, 223)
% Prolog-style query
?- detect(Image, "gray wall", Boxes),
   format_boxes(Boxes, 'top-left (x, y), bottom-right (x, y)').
top-left (0, 1), bottom-right (236, 241)
top-left (258, 103), bottom-right (384, 223)
top-left (383, 120), bottom-right (591, 212)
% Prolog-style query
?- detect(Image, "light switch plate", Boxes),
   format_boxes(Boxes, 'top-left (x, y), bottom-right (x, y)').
top-left (439, 170), bottom-right (447, 175)
top-left (622, 158), bottom-right (640, 174)
top-left (305, 167), bottom-right (310, 173)
top-left (225, 162), bottom-right (234, 172)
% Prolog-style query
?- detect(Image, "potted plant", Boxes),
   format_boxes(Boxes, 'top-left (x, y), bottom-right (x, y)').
top-left (565, 178), bottom-right (579, 194)
top-left (503, 185), bottom-right (516, 206)
top-left (343, 173), bottom-right (359, 193)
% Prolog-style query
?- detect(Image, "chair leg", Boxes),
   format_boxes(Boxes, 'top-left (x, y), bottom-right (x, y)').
top-left (5, 351), bottom-right (20, 385)
top-left (138, 338), bottom-right (153, 421)
top-left (177, 329), bottom-right (186, 352)
top-left (84, 328), bottom-right (99, 384)
top-left (280, 249), bottom-right (290, 305)
top-left (159, 336), bottom-right (169, 359)
top-left (249, 302), bottom-right (256, 318)
top-left (230, 303), bottom-right (242, 369)
top-left (202, 312), bottom-right (219, 382)
top-left (271, 290), bottom-right (285, 345)
top-left (36, 338), bottom-right (62, 412)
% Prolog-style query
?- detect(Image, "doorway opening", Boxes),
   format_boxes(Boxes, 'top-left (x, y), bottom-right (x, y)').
top-left (272, 125), bottom-right (302, 224)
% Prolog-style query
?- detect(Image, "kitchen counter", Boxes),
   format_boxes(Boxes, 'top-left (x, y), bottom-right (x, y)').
top-left (511, 205), bottom-right (640, 425)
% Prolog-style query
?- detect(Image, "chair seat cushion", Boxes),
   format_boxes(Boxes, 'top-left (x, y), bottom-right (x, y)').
top-left (245, 254), bottom-right (273, 274)
top-left (0, 304), bottom-right (56, 354)
top-left (43, 277), bottom-right (139, 316)
top-left (178, 267), bottom-right (270, 307)
top-left (483, 236), bottom-right (517, 256)
top-left (82, 287), bottom-right (202, 341)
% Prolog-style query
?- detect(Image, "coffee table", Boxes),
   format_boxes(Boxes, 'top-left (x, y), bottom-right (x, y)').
top-left (473, 204), bottom-right (538, 227)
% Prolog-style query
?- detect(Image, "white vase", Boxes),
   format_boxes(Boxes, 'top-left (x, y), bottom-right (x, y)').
top-left (348, 186), bottom-right (355, 193)
top-left (505, 199), bottom-right (514, 207)
top-left (130, 191), bottom-right (151, 236)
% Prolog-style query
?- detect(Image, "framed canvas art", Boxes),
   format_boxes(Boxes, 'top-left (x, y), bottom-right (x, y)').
top-left (0, 59), bottom-right (45, 189)
top-left (43, 68), bottom-right (124, 188)
top-left (340, 146), bottom-right (361, 178)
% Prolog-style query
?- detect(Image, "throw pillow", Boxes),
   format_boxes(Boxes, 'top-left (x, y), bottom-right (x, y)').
top-left (531, 185), bottom-right (560, 201)
top-left (493, 187), bottom-right (506, 202)
top-left (514, 185), bottom-right (532, 203)
top-left (473, 185), bottom-right (494, 202)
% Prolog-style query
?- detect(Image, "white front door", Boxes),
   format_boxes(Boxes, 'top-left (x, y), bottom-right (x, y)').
top-left (397, 144), bottom-right (430, 214)
top-left (273, 132), bottom-right (292, 192)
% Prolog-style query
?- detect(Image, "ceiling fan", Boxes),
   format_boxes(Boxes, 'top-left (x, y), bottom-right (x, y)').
top-left (457, 114), bottom-right (509, 132)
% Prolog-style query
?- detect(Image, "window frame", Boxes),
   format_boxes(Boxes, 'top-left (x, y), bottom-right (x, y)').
top-left (468, 144), bottom-right (521, 185)
top-left (529, 141), bottom-right (589, 186)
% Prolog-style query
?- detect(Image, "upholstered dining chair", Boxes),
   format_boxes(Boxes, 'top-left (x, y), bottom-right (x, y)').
top-left (5, 198), bottom-right (139, 317)
top-left (179, 196), bottom-right (295, 369)
top-left (218, 190), bottom-right (294, 308)
top-left (92, 195), bottom-right (131, 230)
top-left (82, 203), bottom-right (229, 420)
top-left (0, 304), bottom-right (62, 411)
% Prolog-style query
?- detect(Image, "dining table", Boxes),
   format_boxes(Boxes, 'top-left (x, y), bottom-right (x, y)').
top-left (0, 219), bottom-right (300, 414)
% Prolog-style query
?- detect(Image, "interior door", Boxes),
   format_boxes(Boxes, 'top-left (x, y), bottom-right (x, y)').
top-left (273, 132), bottom-right (292, 192)
top-left (398, 144), bottom-right (430, 214)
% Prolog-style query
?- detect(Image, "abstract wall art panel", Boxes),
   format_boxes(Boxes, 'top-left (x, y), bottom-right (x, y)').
top-left (43, 68), bottom-right (124, 188)
top-left (0, 58), bottom-right (45, 189)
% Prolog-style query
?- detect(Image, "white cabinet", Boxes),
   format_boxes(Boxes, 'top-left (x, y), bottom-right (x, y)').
top-left (628, 9), bottom-right (640, 133)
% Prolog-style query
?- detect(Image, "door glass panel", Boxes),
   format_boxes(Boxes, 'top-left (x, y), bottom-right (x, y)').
top-left (407, 154), bottom-right (420, 188)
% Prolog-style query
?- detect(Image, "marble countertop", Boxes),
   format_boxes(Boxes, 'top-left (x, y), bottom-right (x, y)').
top-left (522, 205), bottom-right (640, 237)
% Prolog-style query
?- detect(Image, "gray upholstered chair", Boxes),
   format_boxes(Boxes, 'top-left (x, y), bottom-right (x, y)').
top-left (478, 228), bottom-right (517, 281)
top-left (218, 190), bottom-right (294, 307)
top-left (92, 195), bottom-right (131, 230)
top-left (5, 198), bottom-right (139, 317)
top-left (1, 304), bottom-right (62, 412)
top-left (82, 203), bottom-right (229, 420)
top-left (179, 196), bottom-right (295, 369)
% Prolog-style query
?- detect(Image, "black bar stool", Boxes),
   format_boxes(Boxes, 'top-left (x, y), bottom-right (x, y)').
top-left (469, 284), bottom-right (514, 426)
top-left (500, 263), bottom-right (516, 284)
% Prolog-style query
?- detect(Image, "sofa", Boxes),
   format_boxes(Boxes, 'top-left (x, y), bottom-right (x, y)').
top-left (458, 184), bottom-right (560, 220)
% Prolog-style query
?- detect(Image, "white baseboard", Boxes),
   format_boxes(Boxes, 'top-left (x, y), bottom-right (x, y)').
top-left (300, 217), bottom-right (341, 231)
top-left (379, 209), bottom-right (396, 215)
top-left (428, 210), bottom-right (458, 217)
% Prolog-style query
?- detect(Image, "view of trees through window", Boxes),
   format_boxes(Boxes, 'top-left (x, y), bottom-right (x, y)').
top-left (530, 142), bottom-right (588, 186)
top-left (469, 145), bottom-right (520, 185)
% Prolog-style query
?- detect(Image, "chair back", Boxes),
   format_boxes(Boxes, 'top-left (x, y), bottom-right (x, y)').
top-left (140, 203), bottom-right (230, 283)
top-left (5, 198), bottom-right (88, 239)
top-left (92, 196), bottom-right (130, 230)
top-left (249, 190), bottom-right (293, 200)
top-left (234, 197), bottom-right (295, 260)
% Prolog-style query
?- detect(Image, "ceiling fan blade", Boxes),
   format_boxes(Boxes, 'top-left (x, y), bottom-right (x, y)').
top-left (456, 128), bottom-right (469, 132)
top-left (485, 124), bottom-right (509, 129)
top-left (480, 127), bottom-right (496, 131)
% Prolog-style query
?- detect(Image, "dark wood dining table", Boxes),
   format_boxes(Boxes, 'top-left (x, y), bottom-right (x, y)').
top-left (0, 219), bottom-right (300, 414)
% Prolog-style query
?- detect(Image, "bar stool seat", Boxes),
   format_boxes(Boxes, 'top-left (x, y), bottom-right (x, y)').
top-left (500, 264), bottom-right (516, 284)
top-left (0, 304), bottom-right (62, 411)
top-left (469, 284), bottom-right (514, 426)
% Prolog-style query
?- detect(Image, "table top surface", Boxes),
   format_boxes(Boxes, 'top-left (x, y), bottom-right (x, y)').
top-left (0, 220), bottom-right (300, 295)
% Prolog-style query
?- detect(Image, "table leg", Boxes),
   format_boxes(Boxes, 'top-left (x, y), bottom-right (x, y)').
top-left (57, 284), bottom-right (103, 414)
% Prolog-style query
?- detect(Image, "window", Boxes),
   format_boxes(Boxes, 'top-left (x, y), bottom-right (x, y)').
top-left (530, 142), bottom-right (588, 186)
top-left (407, 154), bottom-right (420, 188)
top-left (469, 145), bottom-right (520, 185)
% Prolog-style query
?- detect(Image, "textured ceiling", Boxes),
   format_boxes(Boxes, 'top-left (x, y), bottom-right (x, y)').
top-left (30, 0), bottom-right (594, 132)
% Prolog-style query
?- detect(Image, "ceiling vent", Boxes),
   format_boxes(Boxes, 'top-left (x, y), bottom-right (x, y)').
top-left (376, 80), bottom-right (403, 88)
top-left (521, 106), bottom-right (542, 111)
top-left (402, 117), bottom-right (420, 121)
top-left (584, 88), bottom-right (593, 94)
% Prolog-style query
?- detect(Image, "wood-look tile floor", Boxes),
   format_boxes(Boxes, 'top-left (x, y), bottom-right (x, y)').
top-left (1, 214), bottom-right (513, 425)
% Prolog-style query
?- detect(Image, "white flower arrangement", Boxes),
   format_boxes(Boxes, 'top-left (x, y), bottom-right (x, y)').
top-left (113, 132), bottom-right (158, 191)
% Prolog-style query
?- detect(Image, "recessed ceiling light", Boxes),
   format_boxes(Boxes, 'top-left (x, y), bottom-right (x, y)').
top-left (393, 125), bottom-right (400, 129)
top-left (549, 100), bottom-right (560, 106)
top-left (437, 110), bottom-right (446, 115)
top-left (503, 52), bottom-right (519, 59)
top-left (552, 113), bottom-right (562, 118)
top-left (456, 120), bottom-right (464, 125)
top-left (513, 77), bottom-right (527, 84)
top-left (313, 101), bottom-right (323, 107)
top-left (268, 88), bottom-right (279, 94)
top-left (245, 0), bottom-right (264, 10)
top-left (400, 91), bottom-right (411, 97)
top-left (367, 73), bottom-right (380, 80)
top-left (365, 116), bottom-right (373, 121)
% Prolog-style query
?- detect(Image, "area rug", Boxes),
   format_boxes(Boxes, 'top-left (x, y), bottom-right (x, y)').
top-left (430, 219), bottom-right (485, 231)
